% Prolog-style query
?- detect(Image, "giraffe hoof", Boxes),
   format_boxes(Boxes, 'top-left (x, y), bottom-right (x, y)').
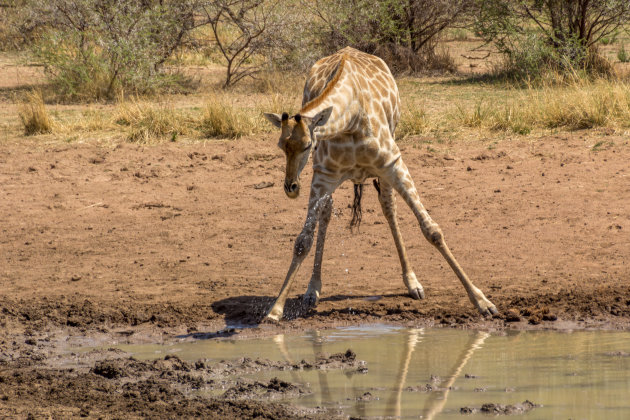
top-left (479, 304), bottom-right (499, 317)
top-left (303, 293), bottom-right (319, 307)
top-left (262, 307), bottom-right (283, 323)
top-left (261, 314), bottom-right (281, 324)
top-left (409, 287), bottom-right (425, 300)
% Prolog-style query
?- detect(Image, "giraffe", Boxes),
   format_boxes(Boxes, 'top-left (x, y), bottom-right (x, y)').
top-left (263, 46), bottom-right (497, 321)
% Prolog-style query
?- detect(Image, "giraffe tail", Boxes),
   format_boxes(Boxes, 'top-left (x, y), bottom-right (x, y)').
top-left (350, 183), bottom-right (363, 231)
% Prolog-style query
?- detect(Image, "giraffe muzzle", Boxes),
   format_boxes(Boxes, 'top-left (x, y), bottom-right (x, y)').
top-left (284, 180), bottom-right (300, 198)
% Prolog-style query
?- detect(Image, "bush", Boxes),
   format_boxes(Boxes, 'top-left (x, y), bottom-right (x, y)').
top-left (29, 0), bottom-right (201, 101)
top-left (474, 0), bottom-right (630, 78)
top-left (309, 0), bottom-right (467, 74)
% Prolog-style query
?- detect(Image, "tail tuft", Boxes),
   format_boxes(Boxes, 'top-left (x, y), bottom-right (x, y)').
top-left (350, 183), bottom-right (363, 231)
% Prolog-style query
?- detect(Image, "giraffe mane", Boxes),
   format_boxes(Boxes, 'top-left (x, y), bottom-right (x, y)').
top-left (300, 54), bottom-right (347, 115)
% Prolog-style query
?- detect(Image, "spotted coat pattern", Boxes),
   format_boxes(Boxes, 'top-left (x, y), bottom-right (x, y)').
top-left (264, 47), bottom-right (497, 321)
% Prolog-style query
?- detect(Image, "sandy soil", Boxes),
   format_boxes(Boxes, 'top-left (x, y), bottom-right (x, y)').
top-left (1, 130), bottom-right (629, 417)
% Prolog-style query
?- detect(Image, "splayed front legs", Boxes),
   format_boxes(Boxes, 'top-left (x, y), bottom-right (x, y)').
top-left (265, 192), bottom-right (333, 321)
top-left (381, 159), bottom-right (498, 317)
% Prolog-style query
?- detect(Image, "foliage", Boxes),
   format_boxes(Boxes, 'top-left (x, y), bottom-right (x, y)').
top-left (28, 0), bottom-right (202, 100)
top-left (306, 0), bottom-right (467, 73)
top-left (619, 45), bottom-right (629, 63)
top-left (599, 30), bottom-right (619, 46)
top-left (473, 0), bottom-right (630, 77)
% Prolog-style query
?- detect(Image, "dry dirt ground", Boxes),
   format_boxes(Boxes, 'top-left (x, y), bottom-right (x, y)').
top-left (1, 127), bottom-right (629, 417)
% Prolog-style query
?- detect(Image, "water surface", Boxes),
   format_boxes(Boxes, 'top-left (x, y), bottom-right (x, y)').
top-left (108, 326), bottom-right (630, 419)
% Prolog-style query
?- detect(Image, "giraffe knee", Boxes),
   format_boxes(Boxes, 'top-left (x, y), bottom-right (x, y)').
top-left (423, 226), bottom-right (444, 247)
top-left (294, 233), bottom-right (313, 259)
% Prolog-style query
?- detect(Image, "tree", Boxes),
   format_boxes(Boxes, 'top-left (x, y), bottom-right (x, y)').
top-left (474, 0), bottom-right (630, 74)
top-left (307, 0), bottom-right (469, 73)
top-left (202, 0), bottom-right (281, 88)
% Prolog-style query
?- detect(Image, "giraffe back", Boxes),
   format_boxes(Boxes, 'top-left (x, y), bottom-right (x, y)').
top-left (302, 47), bottom-right (401, 137)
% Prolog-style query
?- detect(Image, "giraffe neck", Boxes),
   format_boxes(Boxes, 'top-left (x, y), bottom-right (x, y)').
top-left (300, 57), bottom-right (356, 139)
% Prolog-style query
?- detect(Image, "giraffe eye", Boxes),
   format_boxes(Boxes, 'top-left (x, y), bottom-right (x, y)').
top-left (303, 143), bottom-right (312, 152)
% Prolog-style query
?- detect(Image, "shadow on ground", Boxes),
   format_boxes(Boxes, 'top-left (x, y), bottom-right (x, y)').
top-left (211, 293), bottom-right (409, 325)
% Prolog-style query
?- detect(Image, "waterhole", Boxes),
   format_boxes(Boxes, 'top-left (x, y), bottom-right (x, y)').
top-left (99, 326), bottom-right (630, 419)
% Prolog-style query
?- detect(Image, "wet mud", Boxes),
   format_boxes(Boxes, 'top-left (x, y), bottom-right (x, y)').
top-left (0, 344), bottom-right (366, 418)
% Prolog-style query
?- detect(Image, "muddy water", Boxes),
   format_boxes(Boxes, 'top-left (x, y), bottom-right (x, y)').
top-left (104, 326), bottom-right (630, 419)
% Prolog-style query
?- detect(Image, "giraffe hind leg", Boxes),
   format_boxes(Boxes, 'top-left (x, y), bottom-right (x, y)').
top-left (382, 160), bottom-right (498, 317)
top-left (374, 179), bottom-right (425, 300)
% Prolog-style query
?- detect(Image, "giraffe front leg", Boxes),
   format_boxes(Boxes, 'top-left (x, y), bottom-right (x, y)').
top-left (383, 159), bottom-right (498, 317)
top-left (304, 195), bottom-right (332, 307)
top-left (374, 179), bottom-right (425, 300)
top-left (264, 191), bottom-right (330, 322)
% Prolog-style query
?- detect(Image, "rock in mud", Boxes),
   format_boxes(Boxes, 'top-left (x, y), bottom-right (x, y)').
top-left (352, 391), bottom-right (379, 402)
top-left (461, 400), bottom-right (539, 415)
top-left (222, 377), bottom-right (306, 400)
top-left (504, 309), bottom-right (521, 322)
top-left (404, 384), bottom-right (432, 392)
top-left (314, 349), bottom-right (367, 373)
top-left (92, 360), bottom-right (126, 379)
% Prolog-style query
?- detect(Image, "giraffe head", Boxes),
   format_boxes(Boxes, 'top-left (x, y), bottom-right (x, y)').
top-left (264, 107), bottom-right (332, 198)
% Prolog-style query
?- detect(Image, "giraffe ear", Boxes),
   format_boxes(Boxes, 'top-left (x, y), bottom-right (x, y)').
top-left (311, 107), bottom-right (333, 127)
top-left (263, 113), bottom-right (283, 128)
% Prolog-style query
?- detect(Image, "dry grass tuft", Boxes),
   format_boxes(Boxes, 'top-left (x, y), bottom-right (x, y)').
top-left (532, 79), bottom-right (630, 130)
top-left (398, 106), bottom-right (433, 138)
top-left (198, 95), bottom-right (264, 139)
top-left (114, 99), bottom-right (188, 143)
top-left (455, 78), bottom-right (630, 134)
top-left (18, 91), bottom-right (53, 135)
top-left (55, 109), bottom-right (112, 134)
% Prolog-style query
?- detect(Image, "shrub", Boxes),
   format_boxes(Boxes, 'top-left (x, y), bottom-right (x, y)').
top-left (310, 0), bottom-right (467, 74)
top-left (18, 90), bottom-right (53, 135)
top-left (29, 0), bottom-right (201, 101)
top-left (474, 0), bottom-right (630, 78)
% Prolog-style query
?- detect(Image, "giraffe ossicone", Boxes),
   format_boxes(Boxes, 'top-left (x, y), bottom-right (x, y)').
top-left (263, 47), bottom-right (497, 322)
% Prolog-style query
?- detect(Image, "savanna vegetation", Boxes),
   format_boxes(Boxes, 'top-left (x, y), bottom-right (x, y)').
top-left (1, 0), bottom-right (629, 143)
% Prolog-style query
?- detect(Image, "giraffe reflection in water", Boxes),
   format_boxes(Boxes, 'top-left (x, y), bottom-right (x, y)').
top-left (273, 328), bottom-right (490, 418)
